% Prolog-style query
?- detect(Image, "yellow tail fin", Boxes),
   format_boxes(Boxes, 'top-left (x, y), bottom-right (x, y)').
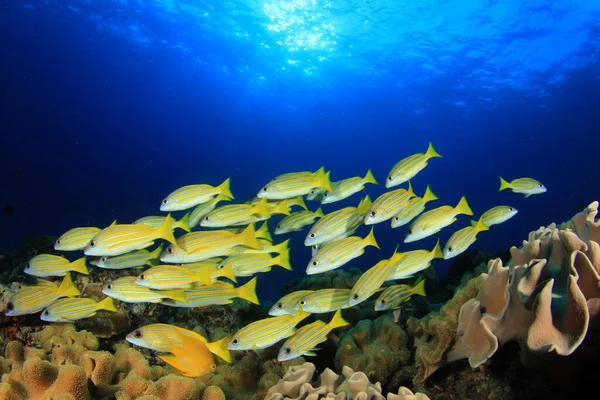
top-left (290, 196), bottom-right (307, 211)
top-left (149, 244), bottom-right (164, 260)
top-left (273, 248), bottom-right (292, 270)
top-left (96, 297), bottom-right (118, 312)
top-left (237, 277), bottom-right (259, 305)
top-left (314, 207), bottom-right (325, 218)
top-left (57, 273), bottom-right (81, 297)
top-left (214, 261), bottom-right (237, 283)
top-left (205, 335), bottom-right (232, 363)
top-left (176, 212), bottom-right (191, 233)
top-left (239, 223), bottom-right (260, 249)
top-left (274, 239), bottom-right (290, 254)
top-left (357, 195), bottom-right (372, 215)
top-left (499, 177), bottom-right (511, 191)
top-left (315, 170), bottom-right (333, 192)
top-left (271, 201), bottom-right (290, 216)
top-left (325, 309), bottom-right (350, 331)
top-left (163, 289), bottom-right (187, 303)
top-left (424, 142), bottom-right (442, 158)
top-left (293, 306), bottom-right (311, 323)
top-left (252, 198), bottom-right (270, 217)
top-left (454, 196), bottom-right (474, 216)
top-left (156, 214), bottom-right (177, 245)
top-left (430, 239), bottom-right (444, 259)
top-left (471, 217), bottom-right (490, 233)
top-left (421, 186), bottom-right (438, 203)
top-left (70, 257), bottom-right (89, 275)
top-left (255, 222), bottom-right (272, 243)
top-left (363, 169), bottom-right (378, 185)
top-left (411, 278), bottom-right (427, 297)
top-left (192, 268), bottom-right (214, 286)
top-left (363, 227), bottom-right (379, 249)
top-left (217, 178), bottom-right (234, 200)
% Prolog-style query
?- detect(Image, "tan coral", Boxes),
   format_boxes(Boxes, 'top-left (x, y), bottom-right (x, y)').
top-left (202, 385), bottom-right (226, 400)
top-left (387, 387), bottom-right (430, 400)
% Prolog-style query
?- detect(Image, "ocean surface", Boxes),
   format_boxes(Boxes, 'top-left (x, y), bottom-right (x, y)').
top-left (1, 0), bottom-right (599, 300)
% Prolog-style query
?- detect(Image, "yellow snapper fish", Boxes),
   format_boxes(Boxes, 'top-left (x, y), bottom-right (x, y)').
top-left (404, 196), bottom-right (473, 243)
top-left (391, 186), bottom-right (439, 228)
top-left (273, 167), bottom-right (323, 181)
top-left (219, 249), bottom-right (292, 278)
top-left (499, 177), bottom-right (546, 197)
top-left (481, 205), bottom-right (518, 227)
top-left (386, 240), bottom-right (444, 280)
top-left (297, 288), bottom-right (353, 313)
top-left (277, 309), bottom-right (349, 361)
top-left (201, 199), bottom-right (269, 228)
top-left (160, 224), bottom-right (260, 263)
top-left (304, 195), bottom-right (372, 246)
top-left (161, 278), bottom-right (259, 308)
top-left (90, 245), bottom-right (163, 270)
top-left (443, 217), bottom-right (490, 259)
top-left (386, 142), bottom-right (442, 188)
top-left (160, 334), bottom-right (219, 377)
top-left (135, 265), bottom-right (214, 290)
top-left (321, 169), bottom-right (378, 204)
top-left (269, 290), bottom-right (315, 316)
top-left (230, 238), bottom-right (288, 256)
top-left (375, 278), bottom-right (426, 311)
top-left (160, 178), bottom-right (233, 212)
top-left (275, 208), bottom-right (324, 235)
top-left (307, 227), bottom-right (379, 275)
top-left (181, 258), bottom-right (237, 284)
top-left (349, 255), bottom-right (398, 307)
top-left (257, 168), bottom-right (333, 200)
top-left (40, 297), bottom-right (118, 322)
top-left (364, 182), bottom-right (415, 225)
top-left (307, 187), bottom-right (325, 201)
top-left (5, 273), bottom-right (80, 316)
top-left (221, 222), bottom-right (273, 244)
top-left (134, 213), bottom-right (191, 233)
top-left (84, 215), bottom-right (177, 257)
top-left (24, 255), bottom-right (88, 277)
top-left (102, 276), bottom-right (186, 303)
top-left (54, 220), bottom-right (117, 251)
top-left (227, 307), bottom-right (311, 350)
top-left (189, 194), bottom-right (230, 228)
top-left (126, 323), bottom-right (231, 362)
top-left (247, 196), bottom-right (307, 212)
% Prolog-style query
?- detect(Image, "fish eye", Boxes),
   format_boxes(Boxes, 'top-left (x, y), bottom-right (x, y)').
top-left (352, 294), bottom-right (359, 300)
top-left (139, 274), bottom-right (145, 280)
top-left (44, 310), bottom-right (49, 315)
top-left (277, 303), bottom-right (283, 309)
top-left (101, 257), bottom-right (107, 262)
top-left (217, 264), bottom-right (224, 270)
top-left (56, 239), bottom-right (61, 244)
top-left (211, 364), bottom-right (216, 370)
top-left (448, 246), bottom-right (453, 252)
top-left (134, 330), bottom-right (142, 338)
top-left (323, 193), bottom-right (328, 197)
top-left (6, 302), bottom-right (13, 311)
top-left (277, 225), bottom-right (281, 229)
top-left (162, 199), bottom-right (168, 204)
top-left (204, 217), bottom-right (209, 221)
top-left (509, 207), bottom-right (514, 211)
top-left (232, 339), bottom-right (238, 344)
top-left (310, 233), bottom-right (315, 238)
top-left (89, 240), bottom-right (96, 247)
top-left (310, 190), bottom-right (315, 194)
top-left (370, 211), bottom-right (376, 217)
top-left (407, 229), bottom-right (412, 234)
top-left (394, 217), bottom-right (399, 221)
top-left (262, 187), bottom-right (268, 192)
top-left (167, 247), bottom-right (173, 254)
top-left (539, 184), bottom-right (543, 188)
top-left (312, 245), bottom-right (317, 250)
top-left (311, 261), bottom-right (317, 266)
top-left (106, 284), bottom-right (113, 290)
top-left (387, 176), bottom-right (392, 181)
top-left (284, 348), bottom-right (291, 354)
top-left (300, 300), bottom-right (306, 306)
top-left (381, 299), bottom-right (386, 304)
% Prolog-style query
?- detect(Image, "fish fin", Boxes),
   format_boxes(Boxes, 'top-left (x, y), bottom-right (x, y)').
top-left (356, 195), bottom-right (372, 215)
top-left (214, 193), bottom-right (231, 203)
top-left (524, 193), bottom-right (532, 198)
top-left (216, 261), bottom-right (237, 283)
top-left (406, 181), bottom-right (415, 197)
top-left (206, 335), bottom-right (232, 363)
top-left (96, 297), bottom-right (118, 312)
top-left (70, 257), bottom-right (89, 275)
top-left (109, 219), bottom-right (118, 227)
top-left (304, 351), bottom-right (318, 356)
top-left (316, 170), bottom-right (333, 192)
top-left (363, 226), bottom-right (379, 249)
top-left (237, 277), bottom-right (260, 305)
top-left (421, 186), bottom-right (439, 202)
top-left (163, 289), bottom-right (187, 303)
top-left (217, 177), bottom-right (234, 200)
top-left (256, 222), bottom-right (272, 243)
top-left (314, 207), bottom-right (325, 218)
top-left (293, 195), bottom-right (308, 211)
top-left (293, 305), bottom-right (311, 323)
top-left (315, 166), bottom-right (326, 175)
top-left (272, 201), bottom-right (291, 216)
top-left (156, 214), bottom-right (177, 245)
top-left (159, 354), bottom-right (186, 372)
top-left (149, 244), bottom-right (164, 260)
top-left (176, 212), bottom-right (192, 233)
top-left (430, 239), bottom-right (444, 259)
top-left (193, 268), bottom-right (214, 286)
top-left (389, 246), bottom-right (404, 264)
top-left (57, 273), bottom-right (81, 297)
top-left (472, 217), bottom-right (490, 232)
top-left (273, 239), bottom-right (290, 255)
top-left (424, 142), bottom-right (442, 158)
top-left (239, 223), bottom-right (260, 249)
top-left (273, 248), bottom-right (292, 270)
top-left (499, 176), bottom-right (510, 191)
top-left (252, 198), bottom-right (270, 217)
top-left (454, 196), bottom-right (473, 216)
top-left (326, 309), bottom-right (350, 330)
top-left (411, 278), bottom-right (427, 297)
top-left (363, 169), bottom-right (378, 185)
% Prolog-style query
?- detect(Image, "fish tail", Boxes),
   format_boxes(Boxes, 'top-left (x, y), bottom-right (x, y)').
top-left (237, 277), bottom-right (259, 305)
top-left (454, 196), bottom-right (474, 216)
top-left (256, 222), bottom-right (272, 243)
top-left (293, 305), bottom-right (311, 322)
top-left (363, 169), bottom-right (378, 185)
top-left (217, 177), bottom-right (234, 200)
top-left (364, 227), bottom-right (379, 249)
top-left (176, 212), bottom-right (192, 233)
top-left (430, 239), bottom-right (444, 259)
top-left (406, 181), bottom-right (415, 197)
top-left (219, 262), bottom-right (237, 283)
top-left (272, 201), bottom-right (291, 216)
top-left (422, 186), bottom-right (438, 202)
top-left (499, 176), bottom-right (511, 191)
top-left (206, 335), bottom-right (232, 363)
top-left (240, 223), bottom-right (260, 249)
top-left (96, 297), bottom-right (118, 312)
top-left (314, 207), bottom-right (325, 218)
top-left (193, 268), bottom-right (214, 286)
top-left (316, 170), bottom-right (333, 192)
top-left (57, 273), bottom-right (81, 297)
top-left (411, 277), bottom-right (427, 297)
top-left (253, 198), bottom-right (270, 217)
top-left (472, 217), bottom-right (490, 232)
top-left (163, 289), bottom-right (187, 303)
top-left (356, 195), bottom-right (372, 215)
top-left (156, 214), bottom-right (177, 244)
top-left (326, 309), bottom-right (350, 330)
top-left (425, 142), bottom-right (442, 158)
top-left (149, 244), bottom-right (164, 260)
top-left (70, 257), bottom-right (89, 275)
top-left (295, 195), bottom-right (308, 210)
top-left (273, 248), bottom-right (292, 270)
top-left (214, 193), bottom-right (231, 202)
top-left (275, 239), bottom-right (290, 254)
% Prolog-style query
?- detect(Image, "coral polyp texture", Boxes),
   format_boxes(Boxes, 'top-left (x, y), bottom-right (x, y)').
top-left (409, 201), bottom-right (600, 383)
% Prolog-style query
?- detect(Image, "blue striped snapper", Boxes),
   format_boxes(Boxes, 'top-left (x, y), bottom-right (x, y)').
top-left (55, 221), bottom-right (116, 251)
top-left (135, 265), bottom-right (214, 290)
top-left (160, 178), bottom-right (233, 212)
top-left (275, 208), bottom-right (324, 234)
top-left (126, 323), bottom-right (231, 363)
top-left (387, 240), bottom-right (443, 280)
top-left (219, 249), bottom-right (292, 278)
top-left (246, 197), bottom-right (297, 216)
top-left (5, 273), bottom-right (80, 316)
top-left (269, 290), bottom-right (315, 316)
top-left (257, 168), bottom-right (333, 200)
top-left (443, 217), bottom-right (489, 259)
top-left (161, 278), bottom-right (259, 308)
top-left (375, 278), bottom-right (426, 311)
top-left (499, 177), bottom-right (546, 197)
top-left (481, 205), bottom-right (518, 227)
top-left (307, 227), bottom-right (379, 275)
top-left (364, 182), bottom-right (415, 225)
top-left (189, 194), bottom-right (230, 228)
top-left (227, 307), bottom-right (311, 350)
top-left (84, 215), bottom-right (177, 257)
top-left (25, 255), bottom-right (88, 277)
top-left (304, 195), bottom-right (372, 246)
top-left (182, 258), bottom-right (237, 284)
top-left (349, 253), bottom-right (401, 307)
top-left (102, 276), bottom-right (186, 303)
top-left (321, 169), bottom-right (378, 205)
top-left (273, 167), bottom-right (324, 181)
top-left (91, 245), bottom-right (163, 270)
top-left (40, 297), bottom-right (118, 322)
top-left (230, 238), bottom-right (288, 256)
top-left (135, 213), bottom-right (191, 233)
top-left (224, 222), bottom-right (272, 243)
top-left (386, 142), bottom-right (442, 188)
top-left (404, 196), bottom-right (473, 243)
top-left (277, 309), bottom-right (349, 361)
top-left (201, 199), bottom-right (270, 228)
top-left (298, 288), bottom-right (353, 313)
top-left (391, 186), bottom-right (438, 228)
top-left (307, 188), bottom-right (325, 201)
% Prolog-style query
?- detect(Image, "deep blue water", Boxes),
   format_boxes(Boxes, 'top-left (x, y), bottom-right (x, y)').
top-left (1, 0), bottom-right (599, 300)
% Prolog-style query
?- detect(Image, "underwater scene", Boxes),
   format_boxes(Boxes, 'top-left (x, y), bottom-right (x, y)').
top-left (1, 0), bottom-right (600, 399)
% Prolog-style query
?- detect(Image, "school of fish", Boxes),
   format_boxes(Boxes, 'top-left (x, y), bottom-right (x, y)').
top-left (4, 142), bottom-right (546, 376)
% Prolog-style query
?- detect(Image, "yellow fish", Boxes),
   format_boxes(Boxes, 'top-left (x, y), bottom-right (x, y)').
top-left (443, 217), bottom-right (489, 259)
top-left (258, 168), bottom-right (333, 200)
top-left (135, 265), bottom-right (214, 289)
top-left (160, 334), bottom-right (218, 377)
top-left (40, 297), bottom-right (118, 322)
top-left (161, 178), bottom-right (233, 211)
top-left (275, 208), bottom-right (324, 235)
top-left (386, 142), bottom-right (442, 188)
top-left (5, 273), bottom-right (80, 316)
top-left (391, 186), bottom-right (438, 228)
top-left (161, 278), bottom-right (259, 308)
top-left (375, 278), bottom-right (426, 311)
top-left (268, 290), bottom-right (315, 316)
top-left (480, 205), bottom-right (518, 227)
top-left (364, 182), bottom-right (415, 225)
top-left (91, 245), bottom-right (163, 270)
top-left (55, 227), bottom-right (99, 251)
top-left (499, 177), bottom-right (546, 197)
top-left (24, 255), bottom-right (88, 277)
top-left (220, 250), bottom-right (292, 278)
top-left (102, 276), bottom-right (186, 303)
top-left (348, 252), bottom-right (400, 307)
top-left (321, 169), bottom-right (378, 204)
top-left (297, 288), bottom-right (353, 313)
top-left (404, 196), bottom-right (473, 243)
top-left (201, 199), bottom-right (269, 228)
top-left (134, 213), bottom-right (191, 233)
top-left (189, 194), bottom-right (231, 228)
top-left (386, 240), bottom-right (443, 280)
